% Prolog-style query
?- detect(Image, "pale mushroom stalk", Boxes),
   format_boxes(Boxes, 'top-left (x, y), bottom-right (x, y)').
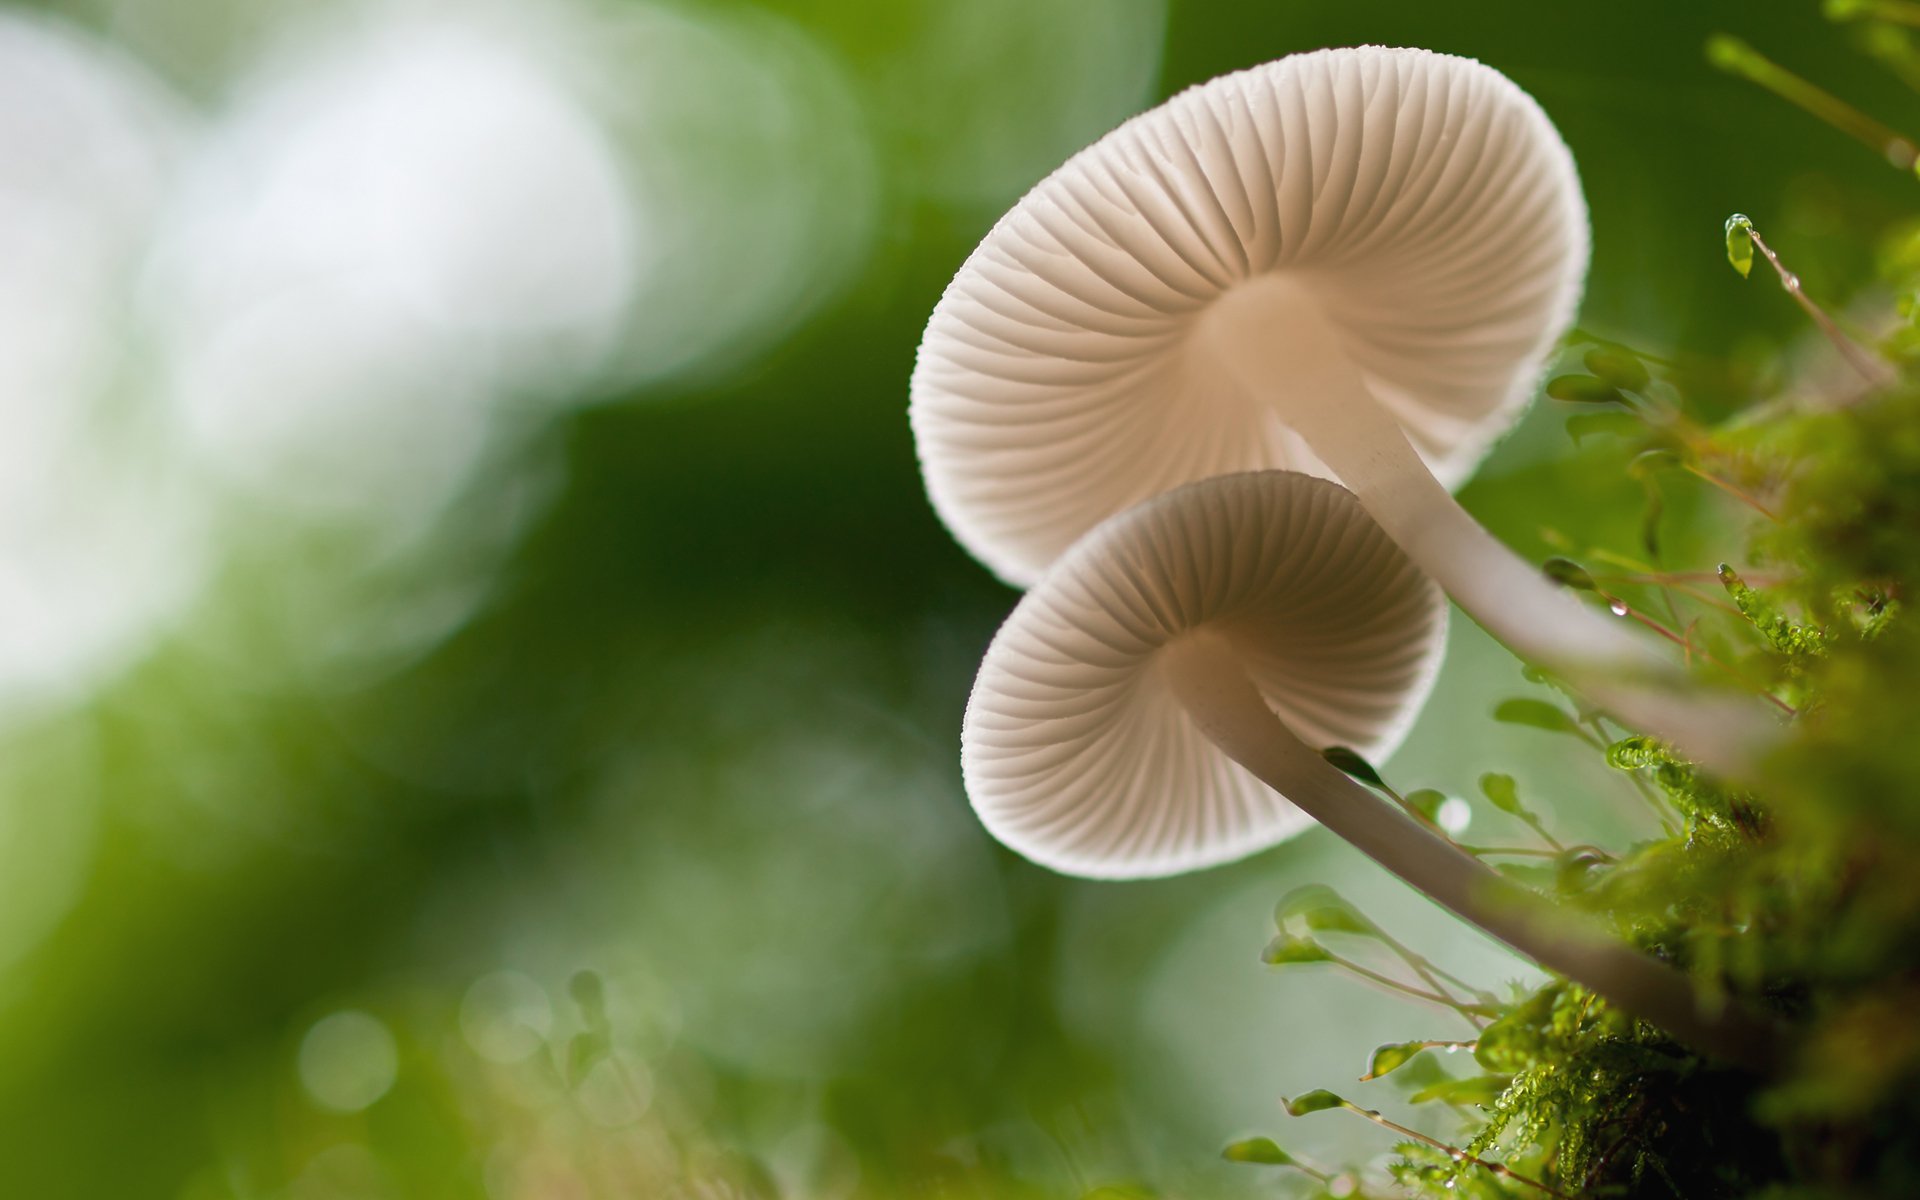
top-left (1201, 281), bottom-right (1762, 771)
top-left (1160, 631), bottom-right (1776, 1070)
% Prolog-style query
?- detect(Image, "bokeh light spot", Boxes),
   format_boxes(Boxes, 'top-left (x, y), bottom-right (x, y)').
top-left (459, 971), bottom-right (553, 1065)
top-left (298, 1010), bottom-right (398, 1113)
top-left (0, 12), bottom-right (207, 712)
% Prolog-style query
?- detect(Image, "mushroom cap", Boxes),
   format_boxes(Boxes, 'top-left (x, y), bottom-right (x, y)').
top-left (912, 46), bottom-right (1588, 586)
top-left (963, 470), bottom-right (1447, 879)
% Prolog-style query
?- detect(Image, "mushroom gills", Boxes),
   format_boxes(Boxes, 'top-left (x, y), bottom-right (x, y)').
top-left (1196, 275), bottom-right (1774, 772)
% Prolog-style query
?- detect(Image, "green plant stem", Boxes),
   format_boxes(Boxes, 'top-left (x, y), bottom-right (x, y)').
top-left (1461, 844), bottom-right (1616, 863)
top-left (1593, 571), bottom-right (1744, 618)
top-left (1747, 224), bottom-right (1898, 388)
top-left (1341, 777), bottom-right (1500, 1006)
top-left (1681, 462), bottom-right (1780, 521)
top-left (1336, 1100), bottom-right (1575, 1199)
top-left (1594, 589), bottom-right (1798, 714)
top-left (1378, 778), bottom-right (1448, 836)
top-left (1327, 953), bottom-right (1491, 1030)
top-left (1518, 814), bottom-right (1568, 854)
top-left (1709, 34), bottom-right (1920, 170)
top-left (1363, 902), bottom-right (1483, 1011)
top-left (1359, 1040), bottom-right (1477, 1080)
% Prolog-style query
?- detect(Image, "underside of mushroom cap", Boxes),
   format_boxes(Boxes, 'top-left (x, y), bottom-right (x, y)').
top-left (963, 470), bottom-right (1447, 879)
top-left (913, 46), bottom-right (1588, 586)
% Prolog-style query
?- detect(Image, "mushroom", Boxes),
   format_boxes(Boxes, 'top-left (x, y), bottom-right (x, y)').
top-left (968, 470), bottom-right (1775, 1066)
top-left (914, 46), bottom-right (1772, 768)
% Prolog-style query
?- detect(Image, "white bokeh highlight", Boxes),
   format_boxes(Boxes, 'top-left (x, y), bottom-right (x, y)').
top-left (587, 2), bottom-right (879, 384)
top-left (146, 11), bottom-right (642, 529)
top-left (0, 13), bottom-right (207, 712)
top-left (128, 0), bottom-right (880, 686)
top-left (298, 1009), bottom-right (400, 1113)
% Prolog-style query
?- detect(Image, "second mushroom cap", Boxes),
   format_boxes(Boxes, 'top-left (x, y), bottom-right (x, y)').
top-left (965, 469), bottom-right (1446, 878)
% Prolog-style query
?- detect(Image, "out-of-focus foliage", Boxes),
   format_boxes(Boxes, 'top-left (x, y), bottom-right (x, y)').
top-left (5, 0), bottom-right (1920, 1197)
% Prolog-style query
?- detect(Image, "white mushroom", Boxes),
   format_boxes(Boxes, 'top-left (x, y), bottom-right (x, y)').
top-left (968, 470), bottom-right (1775, 1066)
top-left (968, 469), bottom-right (1446, 876)
top-left (915, 46), bottom-right (1772, 769)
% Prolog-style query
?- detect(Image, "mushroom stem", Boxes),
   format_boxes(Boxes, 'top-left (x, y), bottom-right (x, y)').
top-left (1203, 280), bottom-right (1776, 772)
top-left (1158, 632), bottom-right (1779, 1071)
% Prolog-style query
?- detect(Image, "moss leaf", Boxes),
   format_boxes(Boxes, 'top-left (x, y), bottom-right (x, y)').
top-left (1284, 1089), bottom-right (1347, 1116)
top-left (1221, 1137), bottom-right (1294, 1165)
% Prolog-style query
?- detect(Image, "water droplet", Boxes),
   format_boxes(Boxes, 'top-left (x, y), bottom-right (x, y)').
top-left (1609, 600), bottom-right (1630, 616)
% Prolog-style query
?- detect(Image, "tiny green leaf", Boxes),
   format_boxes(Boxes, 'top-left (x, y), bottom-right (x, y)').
top-left (1284, 1089), bottom-right (1347, 1116)
top-left (1363, 1041), bottom-right (1427, 1080)
top-left (1545, 373), bottom-right (1627, 404)
top-left (1493, 698), bottom-right (1582, 734)
top-left (1303, 908), bottom-right (1373, 937)
top-left (1221, 1137), bottom-right (1294, 1166)
top-left (1409, 1074), bottom-right (1511, 1107)
top-left (1473, 986), bottom-right (1564, 1072)
top-left (1321, 745), bottom-right (1384, 788)
top-left (1725, 212), bottom-right (1755, 278)
top-left (1540, 558), bottom-right (1598, 592)
top-left (1275, 886), bottom-right (1377, 938)
top-left (1261, 935), bottom-right (1335, 965)
top-left (1385, 1049), bottom-right (1453, 1093)
top-left (1405, 788), bottom-right (1446, 823)
top-left (1479, 773), bottom-right (1522, 814)
top-left (1566, 411), bottom-right (1643, 443)
top-left (1582, 346), bottom-right (1651, 392)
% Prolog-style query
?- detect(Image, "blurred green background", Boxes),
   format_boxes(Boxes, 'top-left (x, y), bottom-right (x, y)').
top-left (0, 0), bottom-right (1909, 1195)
